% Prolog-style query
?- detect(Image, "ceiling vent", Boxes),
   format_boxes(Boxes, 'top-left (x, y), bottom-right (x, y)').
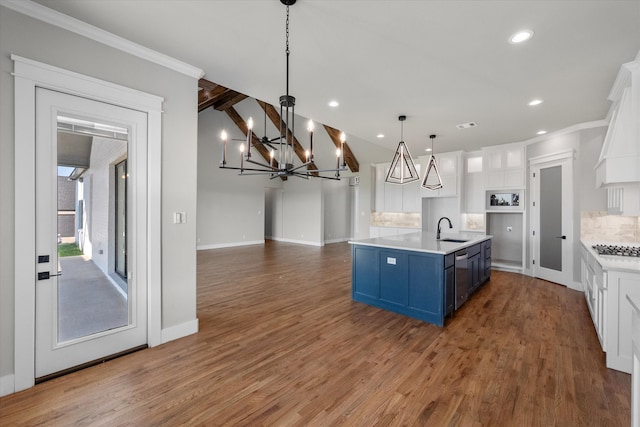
top-left (456, 121), bottom-right (478, 130)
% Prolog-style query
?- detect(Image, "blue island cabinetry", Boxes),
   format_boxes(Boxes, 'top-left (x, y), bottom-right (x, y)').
top-left (351, 233), bottom-right (491, 327)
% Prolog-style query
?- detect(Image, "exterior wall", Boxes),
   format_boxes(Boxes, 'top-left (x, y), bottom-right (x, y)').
top-left (80, 137), bottom-right (126, 275)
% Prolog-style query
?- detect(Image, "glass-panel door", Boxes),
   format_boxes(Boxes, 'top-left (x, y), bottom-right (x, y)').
top-left (531, 152), bottom-right (574, 287)
top-left (539, 165), bottom-right (562, 272)
top-left (36, 88), bottom-right (147, 380)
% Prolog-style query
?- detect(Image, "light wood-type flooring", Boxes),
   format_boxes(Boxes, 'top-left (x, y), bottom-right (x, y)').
top-left (0, 241), bottom-right (631, 425)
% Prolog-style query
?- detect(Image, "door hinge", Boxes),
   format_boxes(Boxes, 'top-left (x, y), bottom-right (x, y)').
top-left (533, 259), bottom-right (535, 265)
top-left (532, 201), bottom-right (535, 207)
top-left (532, 230), bottom-right (536, 236)
top-left (533, 172), bottom-right (536, 178)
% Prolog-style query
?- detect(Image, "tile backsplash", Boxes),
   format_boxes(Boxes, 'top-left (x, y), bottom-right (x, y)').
top-left (370, 211), bottom-right (421, 228)
top-left (581, 211), bottom-right (640, 243)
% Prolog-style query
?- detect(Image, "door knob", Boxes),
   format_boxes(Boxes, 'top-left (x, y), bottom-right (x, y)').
top-left (555, 235), bottom-right (567, 239)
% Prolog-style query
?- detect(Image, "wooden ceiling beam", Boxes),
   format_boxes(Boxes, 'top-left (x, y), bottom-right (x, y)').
top-left (198, 78), bottom-right (247, 112)
top-left (198, 79), bottom-right (230, 112)
top-left (212, 91), bottom-right (248, 111)
top-left (323, 125), bottom-right (359, 172)
top-left (199, 78), bottom-right (359, 176)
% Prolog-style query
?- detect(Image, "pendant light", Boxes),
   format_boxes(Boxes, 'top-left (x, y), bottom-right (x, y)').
top-left (385, 115), bottom-right (420, 184)
top-left (421, 134), bottom-right (443, 190)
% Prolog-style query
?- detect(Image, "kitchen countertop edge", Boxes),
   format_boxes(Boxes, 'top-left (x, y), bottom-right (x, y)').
top-left (581, 240), bottom-right (640, 273)
top-left (349, 231), bottom-right (492, 255)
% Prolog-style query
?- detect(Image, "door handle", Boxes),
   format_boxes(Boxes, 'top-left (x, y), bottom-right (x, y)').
top-left (555, 235), bottom-right (567, 239)
top-left (37, 271), bottom-right (61, 280)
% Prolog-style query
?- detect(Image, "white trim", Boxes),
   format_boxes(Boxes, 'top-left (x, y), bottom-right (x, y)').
top-left (270, 237), bottom-right (324, 247)
top-left (12, 55), bottom-right (163, 392)
top-left (528, 149), bottom-right (575, 166)
top-left (197, 240), bottom-right (265, 251)
top-left (11, 55), bottom-right (163, 112)
top-left (0, 374), bottom-right (15, 397)
top-left (1, 0), bottom-right (204, 79)
top-left (324, 237), bottom-right (350, 244)
top-left (161, 319), bottom-right (199, 344)
top-left (483, 120), bottom-right (608, 149)
top-left (568, 280), bottom-right (583, 292)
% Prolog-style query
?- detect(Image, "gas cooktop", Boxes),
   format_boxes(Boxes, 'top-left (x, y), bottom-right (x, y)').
top-left (592, 244), bottom-right (640, 257)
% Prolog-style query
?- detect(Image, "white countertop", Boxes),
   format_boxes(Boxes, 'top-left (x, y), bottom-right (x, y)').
top-left (582, 240), bottom-right (640, 273)
top-left (349, 231), bottom-right (492, 255)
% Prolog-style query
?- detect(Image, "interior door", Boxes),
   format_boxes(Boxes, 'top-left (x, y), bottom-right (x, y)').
top-left (532, 155), bottom-right (574, 287)
top-left (35, 88), bottom-right (148, 379)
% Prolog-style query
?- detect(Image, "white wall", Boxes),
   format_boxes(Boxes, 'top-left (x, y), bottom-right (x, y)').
top-left (0, 5), bottom-right (199, 383)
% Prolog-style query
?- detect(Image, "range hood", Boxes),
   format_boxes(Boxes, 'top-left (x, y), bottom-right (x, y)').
top-left (595, 54), bottom-right (640, 187)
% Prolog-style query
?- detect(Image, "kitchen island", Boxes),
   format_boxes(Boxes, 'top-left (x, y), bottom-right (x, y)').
top-left (349, 231), bottom-right (492, 326)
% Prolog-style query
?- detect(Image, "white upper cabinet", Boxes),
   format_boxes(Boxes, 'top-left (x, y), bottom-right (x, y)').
top-left (419, 151), bottom-right (462, 198)
top-left (373, 162), bottom-right (421, 213)
top-left (464, 152), bottom-right (485, 213)
top-left (483, 144), bottom-right (525, 189)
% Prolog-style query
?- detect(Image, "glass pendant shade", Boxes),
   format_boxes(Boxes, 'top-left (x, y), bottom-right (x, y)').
top-left (385, 141), bottom-right (420, 184)
top-left (421, 134), bottom-right (443, 190)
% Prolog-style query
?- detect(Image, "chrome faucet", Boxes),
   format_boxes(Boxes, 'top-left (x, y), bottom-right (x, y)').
top-left (437, 217), bottom-right (453, 240)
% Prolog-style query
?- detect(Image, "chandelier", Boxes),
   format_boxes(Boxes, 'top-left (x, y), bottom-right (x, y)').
top-left (219, 0), bottom-right (347, 180)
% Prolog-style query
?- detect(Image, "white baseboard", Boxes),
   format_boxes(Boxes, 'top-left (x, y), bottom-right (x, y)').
top-left (270, 237), bottom-right (324, 247)
top-left (197, 240), bottom-right (264, 251)
top-left (324, 237), bottom-right (350, 244)
top-left (0, 374), bottom-right (15, 397)
top-left (568, 280), bottom-right (583, 292)
top-left (161, 318), bottom-right (199, 344)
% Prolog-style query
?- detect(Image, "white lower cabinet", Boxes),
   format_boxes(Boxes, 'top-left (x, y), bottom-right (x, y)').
top-left (630, 295), bottom-right (640, 427)
top-left (606, 270), bottom-right (640, 373)
top-left (582, 242), bottom-right (640, 374)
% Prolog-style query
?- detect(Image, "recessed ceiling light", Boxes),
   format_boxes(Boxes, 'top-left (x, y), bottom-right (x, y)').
top-left (328, 100), bottom-right (339, 108)
top-left (509, 29), bottom-right (534, 44)
top-left (376, 133), bottom-right (384, 139)
top-left (528, 99), bottom-right (543, 106)
top-left (537, 130), bottom-right (547, 135)
top-left (425, 148), bottom-right (432, 152)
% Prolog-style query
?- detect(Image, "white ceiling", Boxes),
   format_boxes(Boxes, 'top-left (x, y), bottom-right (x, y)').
top-left (33, 0), bottom-right (640, 155)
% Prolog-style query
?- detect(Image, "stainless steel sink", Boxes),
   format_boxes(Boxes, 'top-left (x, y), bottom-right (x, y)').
top-left (439, 238), bottom-right (469, 243)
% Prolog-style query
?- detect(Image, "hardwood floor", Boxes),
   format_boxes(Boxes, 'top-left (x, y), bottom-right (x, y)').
top-left (0, 241), bottom-right (631, 425)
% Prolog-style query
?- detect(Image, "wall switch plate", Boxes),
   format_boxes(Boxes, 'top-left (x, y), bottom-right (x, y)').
top-left (174, 212), bottom-right (186, 224)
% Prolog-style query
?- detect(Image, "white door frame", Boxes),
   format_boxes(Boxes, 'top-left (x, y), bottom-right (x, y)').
top-left (529, 149), bottom-right (575, 288)
top-left (13, 55), bottom-right (163, 392)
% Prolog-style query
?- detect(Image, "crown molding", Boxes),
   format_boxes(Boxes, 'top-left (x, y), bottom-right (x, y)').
top-left (0, 0), bottom-right (204, 79)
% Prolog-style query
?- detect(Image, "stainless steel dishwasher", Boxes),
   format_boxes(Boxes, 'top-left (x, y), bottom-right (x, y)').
top-left (454, 250), bottom-right (469, 310)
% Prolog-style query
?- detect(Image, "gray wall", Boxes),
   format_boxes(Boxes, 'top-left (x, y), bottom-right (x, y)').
top-left (1, 6), bottom-right (198, 380)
